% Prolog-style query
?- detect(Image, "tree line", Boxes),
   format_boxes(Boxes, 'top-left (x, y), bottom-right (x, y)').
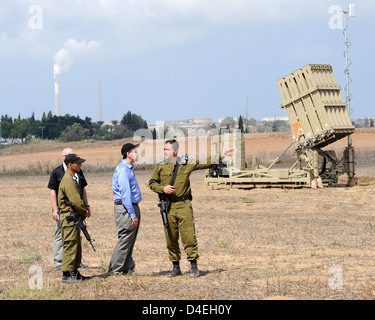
top-left (220, 115), bottom-right (291, 133)
top-left (0, 111), bottom-right (148, 142)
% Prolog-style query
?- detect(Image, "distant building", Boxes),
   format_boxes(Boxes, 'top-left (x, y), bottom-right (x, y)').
top-left (149, 118), bottom-right (213, 131)
top-left (262, 116), bottom-right (289, 122)
top-left (0, 138), bottom-right (25, 145)
top-left (191, 118), bottom-right (212, 124)
top-left (101, 122), bottom-right (115, 127)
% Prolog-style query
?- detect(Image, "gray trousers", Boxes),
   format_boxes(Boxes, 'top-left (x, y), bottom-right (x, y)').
top-left (54, 215), bottom-right (63, 269)
top-left (108, 203), bottom-right (140, 274)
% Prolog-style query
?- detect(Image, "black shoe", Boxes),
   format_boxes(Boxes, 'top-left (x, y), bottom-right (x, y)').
top-left (62, 271), bottom-right (72, 283)
top-left (167, 262), bottom-right (182, 277)
top-left (189, 260), bottom-right (200, 278)
top-left (62, 271), bottom-right (81, 284)
top-left (75, 270), bottom-right (89, 281)
top-left (62, 270), bottom-right (89, 284)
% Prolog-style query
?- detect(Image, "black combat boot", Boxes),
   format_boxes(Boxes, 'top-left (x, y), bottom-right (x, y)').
top-left (75, 270), bottom-right (89, 281)
top-left (62, 270), bottom-right (88, 284)
top-left (189, 260), bottom-right (199, 278)
top-left (62, 271), bottom-right (72, 284)
top-left (167, 261), bottom-right (182, 277)
top-left (62, 271), bottom-right (81, 284)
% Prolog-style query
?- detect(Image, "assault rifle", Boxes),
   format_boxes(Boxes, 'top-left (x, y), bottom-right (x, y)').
top-left (61, 194), bottom-right (96, 252)
top-left (157, 161), bottom-right (180, 238)
top-left (158, 195), bottom-right (171, 237)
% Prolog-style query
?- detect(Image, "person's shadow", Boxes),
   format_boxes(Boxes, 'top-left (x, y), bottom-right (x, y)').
top-left (151, 268), bottom-right (225, 277)
top-left (80, 268), bottom-right (226, 279)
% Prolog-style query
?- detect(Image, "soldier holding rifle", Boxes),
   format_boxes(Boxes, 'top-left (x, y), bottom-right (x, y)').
top-left (48, 147), bottom-right (90, 271)
top-left (58, 153), bottom-right (91, 284)
top-left (149, 139), bottom-right (234, 278)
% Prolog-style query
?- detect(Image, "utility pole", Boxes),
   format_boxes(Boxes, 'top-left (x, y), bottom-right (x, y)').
top-left (98, 80), bottom-right (103, 122)
top-left (246, 96), bottom-right (249, 133)
top-left (39, 126), bottom-right (45, 140)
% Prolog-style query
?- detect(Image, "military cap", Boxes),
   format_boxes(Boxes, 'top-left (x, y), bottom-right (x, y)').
top-left (64, 154), bottom-right (86, 165)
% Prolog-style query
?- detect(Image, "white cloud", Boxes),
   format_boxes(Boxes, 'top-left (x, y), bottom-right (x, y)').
top-left (1, 0), bottom-right (375, 61)
top-left (54, 39), bottom-right (105, 79)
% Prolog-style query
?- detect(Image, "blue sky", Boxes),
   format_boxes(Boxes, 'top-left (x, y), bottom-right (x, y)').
top-left (0, 0), bottom-right (373, 124)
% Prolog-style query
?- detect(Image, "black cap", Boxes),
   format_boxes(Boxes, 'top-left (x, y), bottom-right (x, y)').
top-left (64, 154), bottom-right (86, 165)
top-left (121, 143), bottom-right (140, 156)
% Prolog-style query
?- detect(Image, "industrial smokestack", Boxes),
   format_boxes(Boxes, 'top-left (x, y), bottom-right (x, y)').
top-left (98, 80), bottom-right (103, 122)
top-left (54, 81), bottom-right (60, 117)
top-left (54, 64), bottom-right (60, 117)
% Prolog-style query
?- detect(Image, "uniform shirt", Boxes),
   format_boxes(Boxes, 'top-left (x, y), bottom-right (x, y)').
top-left (149, 154), bottom-right (220, 199)
top-left (112, 160), bottom-right (142, 219)
top-left (58, 170), bottom-right (88, 216)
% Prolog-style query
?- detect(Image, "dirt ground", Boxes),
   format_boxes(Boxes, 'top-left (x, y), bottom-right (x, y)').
top-left (0, 130), bottom-right (375, 301)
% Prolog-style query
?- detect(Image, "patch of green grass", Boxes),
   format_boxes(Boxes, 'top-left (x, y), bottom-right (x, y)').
top-left (215, 236), bottom-right (232, 248)
top-left (331, 241), bottom-right (344, 247)
top-left (19, 248), bottom-right (41, 264)
top-left (241, 198), bottom-right (256, 206)
top-left (0, 283), bottom-right (71, 300)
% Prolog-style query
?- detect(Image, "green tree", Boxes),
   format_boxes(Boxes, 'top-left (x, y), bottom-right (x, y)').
top-left (120, 111), bottom-right (148, 132)
top-left (13, 118), bottom-right (30, 139)
top-left (0, 121), bottom-right (12, 138)
top-left (238, 115), bottom-right (244, 133)
top-left (220, 117), bottom-right (235, 128)
top-left (59, 123), bottom-right (91, 142)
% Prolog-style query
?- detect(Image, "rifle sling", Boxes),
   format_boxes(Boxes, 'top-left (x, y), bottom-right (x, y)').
top-left (170, 162), bottom-right (179, 187)
top-left (158, 161), bottom-right (179, 202)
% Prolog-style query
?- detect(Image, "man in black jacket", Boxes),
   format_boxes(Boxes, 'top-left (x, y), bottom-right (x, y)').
top-left (48, 148), bottom-right (91, 271)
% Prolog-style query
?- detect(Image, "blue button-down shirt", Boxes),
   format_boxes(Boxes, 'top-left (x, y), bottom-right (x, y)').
top-left (112, 160), bottom-right (141, 219)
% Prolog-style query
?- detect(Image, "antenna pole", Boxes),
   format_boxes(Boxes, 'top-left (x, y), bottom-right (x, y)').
top-left (343, 10), bottom-right (352, 147)
top-left (342, 5), bottom-right (356, 185)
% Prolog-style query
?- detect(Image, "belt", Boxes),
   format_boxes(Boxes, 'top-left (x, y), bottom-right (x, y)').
top-left (114, 202), bottom-right (138, 206)
top-left (170, 194), bottom-right (193, 203)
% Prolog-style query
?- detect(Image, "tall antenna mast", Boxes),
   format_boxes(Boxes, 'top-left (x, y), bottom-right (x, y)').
top-left (246, 96), bottom-right (249, 133)
top-left (98, 80), bottom-right (103, 122)
top-left (54, 64), bottom-right (60, 117)
top-left (341, 4), bottom-right (356, 185)
top-left (343, 4), bottom-right (355, 147)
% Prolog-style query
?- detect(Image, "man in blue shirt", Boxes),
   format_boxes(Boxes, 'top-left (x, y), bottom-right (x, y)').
top-left (108, 143), bottom-right (141, 275)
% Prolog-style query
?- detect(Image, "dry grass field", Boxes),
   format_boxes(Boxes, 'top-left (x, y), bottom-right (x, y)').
top-left (0, 129), bottom-right (375, 301)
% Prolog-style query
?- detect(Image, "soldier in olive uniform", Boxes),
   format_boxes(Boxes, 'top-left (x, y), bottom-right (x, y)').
top-left (58, 154), bottom-right (91, 283)
top-left (149, 139), bottom-right (230, 277)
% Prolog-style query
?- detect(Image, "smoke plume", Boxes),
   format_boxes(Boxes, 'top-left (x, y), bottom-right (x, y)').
top-left (53, 39), bottom-right (104, 80)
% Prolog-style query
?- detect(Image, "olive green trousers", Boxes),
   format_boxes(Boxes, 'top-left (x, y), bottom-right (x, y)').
top-left (60, 214), bottom-right (82, 272)
top-left (165, 200), bottom-right (199, 262)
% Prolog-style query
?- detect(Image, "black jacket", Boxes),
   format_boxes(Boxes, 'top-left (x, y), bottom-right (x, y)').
top-left (47, 164), bottom-right (88, 193)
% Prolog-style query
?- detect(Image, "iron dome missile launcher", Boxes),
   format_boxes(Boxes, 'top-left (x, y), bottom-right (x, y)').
top-left (205, 64), bottom-right (356, 188)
